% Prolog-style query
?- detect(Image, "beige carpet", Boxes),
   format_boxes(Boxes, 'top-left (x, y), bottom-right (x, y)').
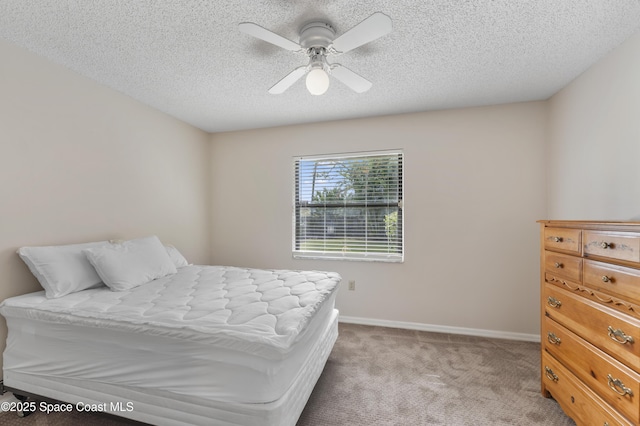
top-left (0, 323), bottom-right (575, 426)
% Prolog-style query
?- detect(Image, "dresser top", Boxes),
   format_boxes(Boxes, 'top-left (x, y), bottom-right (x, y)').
top-left (539, 220), bottom-right (640, 231)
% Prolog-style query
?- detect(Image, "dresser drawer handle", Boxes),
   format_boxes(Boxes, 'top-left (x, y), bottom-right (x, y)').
top-left (554, 262), bottom-right (563, 269)
top-left (602, 275), bottom-right (611, 283)
top-left (607, 374), bottom-right (634, 397)
top-left (607, 326), bottom-right (635, 344)
top-left (547, 297), bottom-right (562, 308)
top-left (601, 241), bottom-right (612, 249)
top-left (553, 236), bottom-right (563, 243)
top-left (544, 366), bottom-right (559, 382)
top-left (547, 332), bottom-right (561, 345)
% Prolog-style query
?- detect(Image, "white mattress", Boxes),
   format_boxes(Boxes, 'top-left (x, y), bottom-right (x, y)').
top-left (4, 309), bottom-right (339, 426)
top-left (0, 265), bottom-right (341, 404)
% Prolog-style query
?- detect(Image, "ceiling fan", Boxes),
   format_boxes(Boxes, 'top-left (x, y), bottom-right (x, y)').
top-left (239, 12), bottom-right (392, 95)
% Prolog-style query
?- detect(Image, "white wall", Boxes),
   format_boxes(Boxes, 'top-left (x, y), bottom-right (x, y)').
top-left (548, 31), bottom-right (640, 219)
top-left (0, 39), bottom-right (212, 363)
top-left (210, 102), bottom-right (547, 337)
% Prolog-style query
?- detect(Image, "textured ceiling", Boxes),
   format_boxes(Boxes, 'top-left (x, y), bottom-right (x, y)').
top-left (1, 1), bottom-right (639, 133)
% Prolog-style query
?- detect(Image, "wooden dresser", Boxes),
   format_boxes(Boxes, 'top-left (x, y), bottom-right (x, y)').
top-left (540, 221), bottom-right (640, 425)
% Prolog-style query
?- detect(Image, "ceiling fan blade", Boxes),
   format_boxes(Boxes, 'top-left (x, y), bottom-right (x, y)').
top-left (331, 65), bottom-right (372, 93)
top-left (268, 66), bottom-right (307, 94)
top-left (331, 12), bottom-right (392, 54)
top-left (239, 22), bottom-right (301, 51)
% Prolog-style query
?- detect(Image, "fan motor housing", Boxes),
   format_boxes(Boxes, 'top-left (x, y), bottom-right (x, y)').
top-left (299, 21), bottom-right (335, 49)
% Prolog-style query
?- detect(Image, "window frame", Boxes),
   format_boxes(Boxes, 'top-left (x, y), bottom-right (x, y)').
top-left (292, 150), bottom-right (404, 263)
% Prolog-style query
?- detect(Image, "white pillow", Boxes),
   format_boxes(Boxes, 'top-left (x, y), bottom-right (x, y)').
top-left (165, 244), bottom-right (189, 268)
top-left (110, 240), bottom-right (188, 268)
top-left (18, 240), bottom-right (110, 299)
top-left (84, 236), bottom-right (177, 291)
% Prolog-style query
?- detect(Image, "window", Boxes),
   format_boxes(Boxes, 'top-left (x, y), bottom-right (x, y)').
top-left (293, 150), bottom-right (403, 262)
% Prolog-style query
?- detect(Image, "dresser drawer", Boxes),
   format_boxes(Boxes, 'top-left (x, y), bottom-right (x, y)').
top-left (544, 283), bottom-right (640, 372)
top-left (544, 227), bottom-right (581, 254)
top-left (584, 260), bottom-right (640, 307)
top-left (544, 317), bottom-right (640, 423)
top-left (542, 351), bottom-right (633, 426)
top-left (545, 251), bottom-right (582, 283)
top-left (584, 231), bottom-right (640, 264)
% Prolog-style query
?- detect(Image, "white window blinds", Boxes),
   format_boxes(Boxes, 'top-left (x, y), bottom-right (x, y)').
top-left (293, 150), bottom-right (403, 262)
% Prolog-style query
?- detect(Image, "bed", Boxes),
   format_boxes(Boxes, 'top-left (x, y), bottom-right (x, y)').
top-left (0, 236), bottom-right (341, 425)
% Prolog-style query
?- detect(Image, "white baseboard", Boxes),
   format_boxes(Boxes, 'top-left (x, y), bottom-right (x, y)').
top-left (338, 315), bottom-right (540, 342)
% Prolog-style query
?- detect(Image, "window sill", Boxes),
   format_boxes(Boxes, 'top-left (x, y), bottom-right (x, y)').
top-left (292, 252), bottom-right (404, 263)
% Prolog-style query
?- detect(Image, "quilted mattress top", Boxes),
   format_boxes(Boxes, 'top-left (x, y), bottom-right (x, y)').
top-left (0, 265), bottom-right (341, 357)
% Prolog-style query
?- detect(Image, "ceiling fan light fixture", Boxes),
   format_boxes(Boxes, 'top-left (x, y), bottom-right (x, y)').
top-left (239, 12), bottom-right (392, 95)
top-left (306, 68), bottom-right (330, 95)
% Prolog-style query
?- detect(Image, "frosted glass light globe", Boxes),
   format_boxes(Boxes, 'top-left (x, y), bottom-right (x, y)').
top-left (305, 68), bottom-right (330, 95)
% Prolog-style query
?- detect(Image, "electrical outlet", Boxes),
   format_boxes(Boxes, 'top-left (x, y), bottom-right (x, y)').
top-left (348, 280), bottom-right (356, 291)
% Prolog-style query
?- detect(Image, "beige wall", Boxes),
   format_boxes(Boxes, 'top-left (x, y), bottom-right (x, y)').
top-left (548, 31), bottom-right (640, 219)
top-left (4, 27), bottom-right (637, 351)
top-left (210, 103), bottom-right (548, 337)
top-left (0, 39), bottom-right (212, 360)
